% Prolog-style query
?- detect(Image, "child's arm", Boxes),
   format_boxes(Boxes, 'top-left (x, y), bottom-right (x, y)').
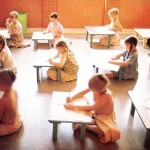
top-left (109, 59), bottom-right (130, 67)
top-left (64, 91), bottom-right (108, 111)
top-left (5, 19), bottom-right (13, 35)
top-left (66, 88), bottom-right (91, 103)
top-left (49, 54), bottom-right (66, 68)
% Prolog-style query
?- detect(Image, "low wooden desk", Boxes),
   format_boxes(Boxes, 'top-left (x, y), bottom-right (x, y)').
top-left (134, 28), bottom-right (150, 49)
top-left (33, 50), bottom-right (61, 82)
top-left (0, 29), bottom-right (10, 44)
top-left (48, 92), bottom-right (93, 141)
top-left (32, 32), bottom-right (54, 48)
top-left (128, 91), bottom-right (150, 148)
top-left (85, 26), bottom-right (116, 48)
top-left (90, 49), bottom-right (120, 76)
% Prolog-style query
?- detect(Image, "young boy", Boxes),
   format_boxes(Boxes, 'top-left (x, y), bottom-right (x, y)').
top-left (64, 74), bottom-right (120, 143)
top-left (0, 69), bottom-right (22, 136)
top-left (106, 35), bottom-right (138, 80)
top-left (5, 11), bottom-right (30, 48)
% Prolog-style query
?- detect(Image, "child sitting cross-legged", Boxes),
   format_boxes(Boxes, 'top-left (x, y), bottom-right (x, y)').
top-left (64, 74), bottom-right (120, 143)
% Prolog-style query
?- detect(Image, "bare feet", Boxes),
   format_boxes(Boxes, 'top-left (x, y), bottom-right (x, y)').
top-left (72, 123), bottom-right (81, 132)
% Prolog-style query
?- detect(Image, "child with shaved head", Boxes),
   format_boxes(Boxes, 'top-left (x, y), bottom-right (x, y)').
top-left (64, 74), bottom-right (120, 143)
top-left (0, 69), bottom-right (22, 136)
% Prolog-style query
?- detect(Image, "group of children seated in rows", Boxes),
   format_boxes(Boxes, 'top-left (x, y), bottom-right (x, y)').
top-left (0, 8), bottom-right (139, 143)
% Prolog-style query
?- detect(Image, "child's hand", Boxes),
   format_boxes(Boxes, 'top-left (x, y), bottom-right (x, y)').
top-left (64, 103), bottom-right (75, 110)
top-left (49, 59), bottom-right (53, 64)
top-left (66, 97), bottom-right (71, 103)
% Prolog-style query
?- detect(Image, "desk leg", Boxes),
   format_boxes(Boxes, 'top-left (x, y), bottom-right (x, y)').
top-left (90, 35), bottom-right (93, 48)
top-left (56, 68), bottom-right (61, 82)
top-left (48, 40), bottom-right (52, 48)
top-left (80, 123), bottom-right (86, 141)
top-left (144, 129), bottom-right (150, 148)
top-left (130, 102), bottom-right (135, 116)
top-left (34, 40), bottom-right (38, 48)
top-left (52, 122), bottom-right (59, 140)
top-left (86, 32), bottom-right (89, 41)
top-left (108, 35), bottom-right (111, 48)
top-left (36, 67), bottom-right (40, 82)
top-left (95, 67), bottom-right (99, 73)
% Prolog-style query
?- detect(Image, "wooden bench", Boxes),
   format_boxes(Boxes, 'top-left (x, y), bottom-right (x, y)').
top-left (134, 28), bottom-right (150, 49)
top-left (128, 91), bottom-right (150, 148)
top-left (48, 92), bottom-right (93, 141)
top-left (84, 26), bottom-right (116, 48)
top-left (90, 49), bottom-right (121, 78)
top-left (32, 32), bottom-right (54, 48)
top-left (33, 49), bottom-right (61, 82)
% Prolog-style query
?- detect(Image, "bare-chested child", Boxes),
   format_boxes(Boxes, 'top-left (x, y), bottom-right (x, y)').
top-left (64, 74), bottom-right (120, 143)
top-left (0, 69), bottom-right (22, 136)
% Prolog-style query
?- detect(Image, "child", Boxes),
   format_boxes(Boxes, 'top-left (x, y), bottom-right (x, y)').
top-left (106, 35), bottom-right (138, 80)
top-left (47, 41), bottom-right (79, 82)
top-left (100, 8), bottom-right (123, 46)
top-left (5, 11), bottom-right (30, 48)
top-left (0, 35), bottom-right (17, 74)
top-left (43, 12), bottom-right (64, 47)
top-left (64, 74), bottom-right (120, 143)
top-left (0, 69), bottom-right (23, 136)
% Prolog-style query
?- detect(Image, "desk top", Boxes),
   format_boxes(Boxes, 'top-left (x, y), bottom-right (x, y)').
top-left (48, 92), bottom-right (92, 123)
top-left (85, 26), bottom-right (116, 35)
top-left (90, 50), bottom-right (121, 72)
top-left (134, 28), bottom-right (150, 38)
top-left (128, 91), bottom-right (150, 129)
top-left (0, 29), bottom-right (10, 39)
top-left (32, 32), bottom-right (54, 40)
top-left (33, 49), bottom-right (59, 67)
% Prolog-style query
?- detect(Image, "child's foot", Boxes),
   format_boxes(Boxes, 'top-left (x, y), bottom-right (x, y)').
top-left (72, 124), bottom-right (81, 132)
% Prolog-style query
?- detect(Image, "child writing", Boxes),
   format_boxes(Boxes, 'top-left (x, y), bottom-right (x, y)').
top-left (0, 69), bottom-right (23, 136)
top-left (0, 35), bottom-right (17, 74)
top-left (47, 41), bottom-right (79, 82)
top-left (5, 11), bottom-right (30, 48)
top-left (106, 35), bottom-right (138, 80)
top-left (64, 74), bottom-right (120, 143)
top-left (43, 12), bottom-right (64, 47)
top-left (100, 8), bottom-right (123, 46)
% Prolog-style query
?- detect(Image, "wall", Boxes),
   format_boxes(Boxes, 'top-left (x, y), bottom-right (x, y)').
top-left (0, 0), bottom-right (43, 28)
top-left (105, 0), bottom-right (150, 28)
top-left (0, 0), bottom-right (150, 29)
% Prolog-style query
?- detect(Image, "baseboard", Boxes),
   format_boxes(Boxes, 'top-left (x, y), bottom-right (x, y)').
top-left (0, 27), bottom-right (135, 38)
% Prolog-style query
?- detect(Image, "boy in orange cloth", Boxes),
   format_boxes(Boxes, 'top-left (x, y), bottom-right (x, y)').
top-left (64, 74), bottom-right (120, 143)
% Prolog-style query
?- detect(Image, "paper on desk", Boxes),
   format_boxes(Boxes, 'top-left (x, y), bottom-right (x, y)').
top-left (52, 95), bottom-right (90, 105)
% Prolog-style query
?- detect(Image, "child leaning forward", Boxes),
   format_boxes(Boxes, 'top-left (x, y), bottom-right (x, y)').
top-left (106, 35), bottom-right (138, 80)
top-left (64, 74), bottom-right (120, 143)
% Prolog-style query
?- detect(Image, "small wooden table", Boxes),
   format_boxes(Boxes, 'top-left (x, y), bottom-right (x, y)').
top-left (134, 28), bottom-right (150, 49)
top-left (0, 29), bottom-right (10, 44)
top-left (85, 26), bottom-right (116, 48)
top-left (90, 49), bottom-right (120, 74)
top-left (128, 91), bottom-right (150, 148)
top-left (33, 50), bottom-right (61, 82)
top-left (48, 92), bottom-right (93, 141)
top-left (32, 32), bottom-right (54, 48)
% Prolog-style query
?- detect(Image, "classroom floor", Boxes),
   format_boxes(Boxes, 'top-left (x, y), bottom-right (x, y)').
top-left (0, 36), bottom-right (150, 150)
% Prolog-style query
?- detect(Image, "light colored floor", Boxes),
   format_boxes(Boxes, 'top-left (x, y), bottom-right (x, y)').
top-left (0, 37), bottom-right (150, 150)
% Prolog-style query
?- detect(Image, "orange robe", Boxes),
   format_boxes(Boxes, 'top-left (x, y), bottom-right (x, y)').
top-left (95, 112), bottom-right (120, 143)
